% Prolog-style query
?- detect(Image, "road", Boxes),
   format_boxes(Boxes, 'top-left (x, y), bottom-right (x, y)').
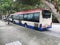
top-left (0, 20), bottom-right (60, 45)
top-left (42, 23), bottom-right (60, 38)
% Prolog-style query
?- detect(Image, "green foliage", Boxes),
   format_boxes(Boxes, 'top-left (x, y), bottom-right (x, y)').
top-left (20, 0), bottom-right (41, 6)
top-left (0, 0), bottom-right (42, 15)
top-left (0, 0), bottom-right (60, 15)
top-left (51, 0), bottom-right (60, 11)
top-left (0, 0), bottom-right (14, 15)
top-left (16, 0), bottom-right (42, 11)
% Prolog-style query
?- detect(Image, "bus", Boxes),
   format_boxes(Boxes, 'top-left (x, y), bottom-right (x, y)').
top-left (9, 9), bottom-right (52, 31)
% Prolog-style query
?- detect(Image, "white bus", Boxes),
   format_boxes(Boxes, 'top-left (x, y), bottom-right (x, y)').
top-left (9, 9), bottom-right (52, 31)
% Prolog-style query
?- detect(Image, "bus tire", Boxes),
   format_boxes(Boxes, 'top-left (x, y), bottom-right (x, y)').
top-left (24, 23), bottom-right (27, 27)
top-left (13, 21), bottom-right (15, 23)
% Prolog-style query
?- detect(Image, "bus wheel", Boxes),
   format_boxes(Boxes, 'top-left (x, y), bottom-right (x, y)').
top-left (13, 21), bottom-right (15, 23)
top-left (24, 23), bottom-right (27, 27)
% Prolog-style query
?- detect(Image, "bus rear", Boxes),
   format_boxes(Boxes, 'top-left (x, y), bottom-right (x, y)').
top-left (39, 10), bottom-right (52, 30)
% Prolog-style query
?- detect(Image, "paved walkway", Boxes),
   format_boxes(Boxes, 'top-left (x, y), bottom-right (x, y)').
top-left (0, 20), bottom-right (60, 45)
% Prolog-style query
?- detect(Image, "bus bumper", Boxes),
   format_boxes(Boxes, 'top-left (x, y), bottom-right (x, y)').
top-left (38, 25), bottom-right (52, 31)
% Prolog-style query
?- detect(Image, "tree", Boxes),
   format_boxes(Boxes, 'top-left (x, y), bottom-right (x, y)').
top-left (16, 0), bottom-right (42, 10)
top-left (0, 0), bottom-right (60, 23)
top-left (42, 0), bottom-right (60, 23)
top-left (0, 0), bottom-right (17, 15)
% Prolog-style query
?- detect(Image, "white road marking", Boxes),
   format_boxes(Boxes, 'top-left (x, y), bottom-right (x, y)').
top-left (5, 41), bottom-right (22, 45)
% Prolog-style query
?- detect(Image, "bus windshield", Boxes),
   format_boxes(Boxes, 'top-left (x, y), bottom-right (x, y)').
top-left (42, 10), bottom-right (51, 18)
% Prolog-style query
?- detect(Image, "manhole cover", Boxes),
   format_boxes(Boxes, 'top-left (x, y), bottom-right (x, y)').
top-left (6, 41), bottom-right (22, 45)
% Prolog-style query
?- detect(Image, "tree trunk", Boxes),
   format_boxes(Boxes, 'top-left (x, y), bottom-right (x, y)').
top-left (42, 0), bottom-right (60, 23)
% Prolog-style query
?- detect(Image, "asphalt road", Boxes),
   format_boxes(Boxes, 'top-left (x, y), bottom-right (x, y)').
top-left (0, 20), bottom-right (60, 45)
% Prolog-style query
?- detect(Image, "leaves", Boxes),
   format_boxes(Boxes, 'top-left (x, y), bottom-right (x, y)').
top-left (0, 0), bottom-right (60, 15)
top-left (0, 0), bottom-right (42, 15)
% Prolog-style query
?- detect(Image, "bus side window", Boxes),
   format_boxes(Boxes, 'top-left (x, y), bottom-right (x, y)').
top-left (19, 14), bottom-right (23, 20)
top-left (24, 14), bottom-right (28, 20)
top-left (13, 15), bottom-right (19, 20)
top-left (11, 15), bottom-right (13, 18)
top-left (28, 13), bottom-right (34, 21)
top-left (34, 12), bottom-right (39, 22)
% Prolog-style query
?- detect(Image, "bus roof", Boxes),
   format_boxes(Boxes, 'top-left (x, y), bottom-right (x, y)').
top-left (13, 8), bottom-right (49, 15)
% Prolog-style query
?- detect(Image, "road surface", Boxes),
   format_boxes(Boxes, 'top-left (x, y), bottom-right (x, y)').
top-left (0, 20), bottom-right (60, 45)
top-left (42, 23), bottom-right (60, 38)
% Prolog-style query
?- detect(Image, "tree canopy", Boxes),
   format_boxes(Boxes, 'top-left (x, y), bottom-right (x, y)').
top-left (0, 0), bottom-right (42, 15)
top-left (0, 0), bottom-right (60, 15)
